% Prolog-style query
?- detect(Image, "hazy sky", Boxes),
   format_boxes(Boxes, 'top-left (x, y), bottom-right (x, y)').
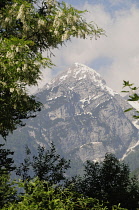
top-left (35, 0), bottom-right (139, 94)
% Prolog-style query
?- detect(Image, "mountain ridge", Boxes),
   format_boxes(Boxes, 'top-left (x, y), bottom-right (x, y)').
top-left (1, 63), bottom-right (139, 174)
top-left (41, 63), bottom-right (117, 97)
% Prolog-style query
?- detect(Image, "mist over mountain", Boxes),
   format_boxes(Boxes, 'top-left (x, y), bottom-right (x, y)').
top-left (2, 63), bottom-right (139, 174)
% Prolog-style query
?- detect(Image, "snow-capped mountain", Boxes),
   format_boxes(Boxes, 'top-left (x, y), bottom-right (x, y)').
top-left (44, 62), bottom-right (116, 96)
top-left (2, 63), bottom-right (139, 173)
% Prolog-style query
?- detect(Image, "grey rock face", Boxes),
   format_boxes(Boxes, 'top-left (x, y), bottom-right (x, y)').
top-left (2, 63), bottom-right (139, 168)
top-left (35, 63), bottom-right (138, 162)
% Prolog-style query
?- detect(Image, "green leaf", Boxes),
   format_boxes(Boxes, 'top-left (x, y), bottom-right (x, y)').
top-left (124, 108), bottom-right (134, 112)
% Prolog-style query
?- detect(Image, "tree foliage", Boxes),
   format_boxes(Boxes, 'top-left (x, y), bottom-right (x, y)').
top-left (67, 153), bottom-right (139, 210)
top-left (122, 81), bottom-right (139, 118)
top-left (2, 178), bottom-right (127, 210)
top-left (0, 144), bottom-right (134, 210)
top-left (16, 143), bottom-right (70, 185)
top-left (0, 144), bottom-right (16, 209)
top-left (0, 144), bottom-right (16, 175)
top-left (0, 0), bottom-right (104, 139)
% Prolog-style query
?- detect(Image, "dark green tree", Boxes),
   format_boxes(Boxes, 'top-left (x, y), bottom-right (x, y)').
top-left (32, 143), bottom-right (70, 184)
top-left (68, 153), bottom-right (139, 210)
top-left (16, 143), bottom-right (70, 185)
top-left (16, 145), bottom-right (32, 182)
top-left (0, 144), bottom-right (16, 208)
top-left (0, 144), bottom-right (16, 175)
top-left (99, 153), bottom-right (137, 209)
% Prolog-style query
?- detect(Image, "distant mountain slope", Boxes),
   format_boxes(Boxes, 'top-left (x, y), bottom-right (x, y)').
top-left (1, 63), bottom-right (139, 173)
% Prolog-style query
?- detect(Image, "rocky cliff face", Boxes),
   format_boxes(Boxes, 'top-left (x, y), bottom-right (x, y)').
top-left (2, 63), bottom-right (139, 170)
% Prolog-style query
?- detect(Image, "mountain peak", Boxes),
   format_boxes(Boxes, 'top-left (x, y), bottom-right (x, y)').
top-left (41, 63), bottom-right (117, 97)
top-left (50, 63), bottom-right (103, 85)
top-left (69, 62), bottom-right (101, 78)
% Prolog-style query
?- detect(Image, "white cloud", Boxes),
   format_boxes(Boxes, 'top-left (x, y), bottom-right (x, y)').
top-left (36, 1), bottom-right (139, 94)
top-left (108, 0), bottom-right (129, 6)
top-left (100, 5), bottom-right (139, 92)
top-left (28, 67), bottom-right (52, 94)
